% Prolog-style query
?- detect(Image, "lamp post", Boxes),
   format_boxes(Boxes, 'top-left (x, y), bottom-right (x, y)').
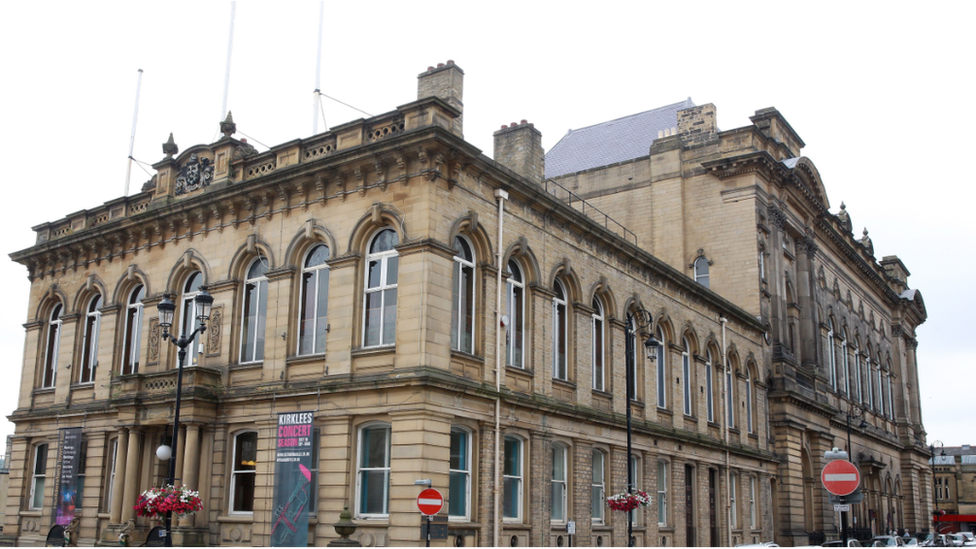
top-left (842, 403), bottom-right (867, 545)
top-left (625, 308), bottom-right (659, 548)
top-left (155, 288), bottom-right (213, 547)
top-left (929, 440), bottom-right (944, 537)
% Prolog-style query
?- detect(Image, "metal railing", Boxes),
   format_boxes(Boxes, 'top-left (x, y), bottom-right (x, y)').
top-left (544, 179), bottom-right (638, 246)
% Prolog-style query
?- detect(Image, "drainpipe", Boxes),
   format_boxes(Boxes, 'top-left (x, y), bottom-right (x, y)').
top-left (493, 188), bottom-right (508, 547)
top-left (722, 315), bottom-right (732, 546)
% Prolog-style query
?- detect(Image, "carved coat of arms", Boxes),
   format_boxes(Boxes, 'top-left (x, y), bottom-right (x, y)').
top-left (175, 154), bottom-right (214, 195)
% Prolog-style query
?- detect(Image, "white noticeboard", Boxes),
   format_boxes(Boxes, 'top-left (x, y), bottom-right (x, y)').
top-left (567, 521), bottom-right (576, 535)
top-left (834, 504), bottom-right (851, 512)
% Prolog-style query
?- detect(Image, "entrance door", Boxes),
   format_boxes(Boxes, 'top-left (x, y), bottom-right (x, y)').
top-left (710, 469), bottom-right (719, 546)
top-left (686, 464), bottom-right (696, 546)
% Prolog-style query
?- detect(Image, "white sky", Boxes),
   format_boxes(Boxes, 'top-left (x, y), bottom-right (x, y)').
top-left (0, 1), bottom-right (972, 449)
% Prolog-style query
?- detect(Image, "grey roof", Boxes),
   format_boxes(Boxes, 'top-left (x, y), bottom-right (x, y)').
top-left (545, 98), bottom-right (695, 179)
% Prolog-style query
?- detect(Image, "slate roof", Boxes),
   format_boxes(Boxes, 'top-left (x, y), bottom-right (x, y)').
top-left (544, 98), bottom-right (695, 179)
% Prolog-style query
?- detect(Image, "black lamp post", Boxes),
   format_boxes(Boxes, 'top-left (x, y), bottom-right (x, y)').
top-left (155, 288), bottom-right (213, 547)
top-left (625, 308), bottom-right (659, 548)
top-left (929, 440), bottom-right (945, 537)
top-left (842, 403), bottom-right (867, 546)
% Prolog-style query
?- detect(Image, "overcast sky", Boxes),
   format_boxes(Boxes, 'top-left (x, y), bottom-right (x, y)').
top-left (1, 1), bottom-right (972, 449)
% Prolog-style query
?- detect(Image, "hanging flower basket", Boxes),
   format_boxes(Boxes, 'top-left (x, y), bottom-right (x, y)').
top-left (606, 490), bottom-right (651, 513)
top-left (133, 484), bottom-right (203, 520)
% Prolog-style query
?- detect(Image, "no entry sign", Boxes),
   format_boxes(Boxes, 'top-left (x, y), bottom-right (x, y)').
top-left (822, 460), bottom-right (860, 496)
top-left (417, 488), bottom-right (444, 516)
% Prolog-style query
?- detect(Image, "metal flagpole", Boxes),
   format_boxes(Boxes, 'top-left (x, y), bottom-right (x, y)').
top-left (220, 1), bottom-right (236, 122)
top-left (124, 69), bottom-right (143, 197)
top-left (311, 1), bottom-right (324, 135)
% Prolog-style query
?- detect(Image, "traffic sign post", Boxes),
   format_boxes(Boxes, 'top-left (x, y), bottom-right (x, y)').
top-left (823, 459), bottom-right (861, 549)
top-left (417, 488), bottom-right (443, 547)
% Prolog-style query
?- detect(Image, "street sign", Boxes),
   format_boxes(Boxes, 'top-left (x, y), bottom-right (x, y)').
top-left (829, 489), bottom-right (864, 505)
top-left (417, 488), bottom-right (444, 516)
top-left (567, 521), bottom-right (576, 535)
top-left (834, 504), bottom-right (851, 512)
top-left (822, 460), bottom-right (860, 496)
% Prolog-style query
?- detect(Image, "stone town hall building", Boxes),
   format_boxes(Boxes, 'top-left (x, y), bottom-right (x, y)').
top-left (3, 61), bottom-right (926, 547)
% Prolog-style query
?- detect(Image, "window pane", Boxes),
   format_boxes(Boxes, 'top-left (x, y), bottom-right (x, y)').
top-left (32, 477), bottom-right (46, 509)
top-left (503, 477), bottom-right (520, 519)
top-left (242, 283), bottom-right (257, 362)
top-left (461, 264), bottom-right (473, 352)
top-left (315, 270), bottom-right (329, 354)
top-left (233, 472), bottom-right (255, 512)
top-left (449, 471), bottom-right (467, 517)
top-left (359, 470), bottom-right (389, 514)
top-left (451, 262), bottom-right (460, 350)
top-left (367, 260), bottom-right (382, 289)
top-left (236, 433), bottom-right (257, 471)
top-left (364, 292), bottom-right (381, 347)
top-left (299, 271), bottom-right (315, 355)
top-left (552, 448), bottom-right (565, 480)
top-left (551, 481), bottom-right (565, 521)
top-left (382, 289), bottom-right (396, 346)
top-left (450, 431), bottom-right (467, 470)
top-left (255, 280), bottom-right (267, 361)
top-left (385, 256), bottom-right (398, 285)
top-left (361, 427), bottom-right (390, 468)
top-left (504, 439), bottom-right (520, 476)
top-left (35, 445), bottom-right (47, 474)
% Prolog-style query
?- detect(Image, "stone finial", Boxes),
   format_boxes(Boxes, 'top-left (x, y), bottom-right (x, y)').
top-left (220, 111), bottom-right (237, 138)
top-left (860, 228), bottom-right (874, 255)
top-left (163, 133), bottom-right (179, 157)
top-left (836, 201), bottom-right (852, 232)
top-left (327, 505), bottom-right (361, 547)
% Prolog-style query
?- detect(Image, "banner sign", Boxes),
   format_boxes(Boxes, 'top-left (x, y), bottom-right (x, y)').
top-left (270, 412), bottom-right (314, 547)
top-left (53, 427), bottom-right (83, 526)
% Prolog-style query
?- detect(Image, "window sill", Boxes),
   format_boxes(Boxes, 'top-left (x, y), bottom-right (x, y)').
top-left (502, 521), bottom-right (530, 529)
top-left (21, 510), bottom-right (42, 517)
top-left (552, 377), bottom-right (576, 390)
top-left (658, 526), bottom-right (674, 532)
top-left (287, 353), bottom-right (326, 367)
top-left (657, 407), bottom-right (673, 417)
top-left (356, 515), bottom-right (390, 522)
top-left (70, 382), bottom-right (95, 389)
top-left (591, 389), bottom-right (612, 398)
top-left (351, 346), bottom-right (395, 358)
top-left (217, 514), bottom-right (254, 523)
top-left (229, 362), bottom-right (262, 371)
top-left (684, 415), bottom-right (698, 423)
top-left (450, 349), bottom-right (483, 362)
top-left (32, 387), bottom-right (55, 395)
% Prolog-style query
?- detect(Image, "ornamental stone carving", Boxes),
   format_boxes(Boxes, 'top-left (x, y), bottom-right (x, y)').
top-left (148, 317), bottom-right (160, 362)
top-left (175, 154), bottom-right (214, 196)
top-left (208, 307), bottom-right (222, 355)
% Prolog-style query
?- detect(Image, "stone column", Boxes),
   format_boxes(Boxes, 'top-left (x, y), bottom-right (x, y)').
top-left (121, 430), bottom-right (142, 522)
top-left (179, 424), bottom-right (201, 528)
top-left (110, 429), bottom-right (130, 523)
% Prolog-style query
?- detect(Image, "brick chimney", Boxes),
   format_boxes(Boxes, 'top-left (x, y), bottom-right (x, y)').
top-left (677, 104), bottom-right (718, 145)
top-left (418, 61), bottom-right (464, 136)
top-left (493, 120), bottom-right (544, 185)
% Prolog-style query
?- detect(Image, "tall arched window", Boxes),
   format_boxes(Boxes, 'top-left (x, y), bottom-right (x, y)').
top-left (29, 443), bottom-right (48, 510)
top-left (726, 360), bottom-right (735, 429)
top-left (122, 285), bottom-right (145, 375)
top-left (694, 257), bottom-right (710, 288)
top-left (449, 427), bottom-right (471, 521)
top-left (591, 449), bottom-right (606, 524)
top-left (357, 423), bottom-right (391, 517)
top-left (826, 318), bottom-right (836, 389)
top-left (706, 349), bottom-right (715, 423)
top-left (552, 280), bottom-right (568, 381)
top-left (682, 338), bottom-right (692, 416)
top-left (363, 229), bottom-right (399, 347)
top-left (746, 368), bottom-right (754, 434)
top-left (181, 272), bottom-right (204, 365)
top-left (230, 431), bottom-right (257, 513)
top-left (656, 328), bottom-right (667, 409)
top-left (42, 304), bottom-right (63, 388)
top-left (592, 298), bottom-right (605, 390)
top-left (505, 260), bottom-right (525, 368)
top-left (80, 294), bottom-right (102, 383)
top-left (503, 435), bottom-right (523, 520)
top-left (298, 245), bottom-right (330, 356)
top-left (551, 443), bottom-right (567, 522)
top-left (241, 259), bottom-right (269, 363)
top-left (451, 237), bottom-right (475, 354)
top-left (657, 460), bottom-right (669, 526)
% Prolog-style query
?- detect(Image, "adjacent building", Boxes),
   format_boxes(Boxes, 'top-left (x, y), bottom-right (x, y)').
top-left (546, 99), bottom-right (931, 544)
top-left (930, 445), bottom-right (976, 534)
top-left (4, 62), bottom-right (782, 547)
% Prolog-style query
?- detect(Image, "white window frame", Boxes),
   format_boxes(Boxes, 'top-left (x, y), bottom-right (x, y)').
top-left (682, 338), bottom-right (692, 416)
top-left (362, 229), bottom-right (399, 348)
top-left (449, 427), bottom-right (471, 521)
top-left (451, 237), bottom-right (475, 355)
top-left (105, 438), bottom-right (118, 512)
top-left (298, 244), bottom-right (330, 356)
top-left (591, 449), bottom-right (606, 524)
top-left (551, 443), bottom-right (568, 523)
top-left (592, 298), bottom-right (605, 390)
top-left (629, 454), bottom-right (642, 526)
top-left (121, 285), bottom-right (145, 375)
top-left (694, 256), bottom-right (710, 288)
top-left (181, 272), bottom-right (204, 364)
top-left (230, 430), bottom-right (257, 514)
top-left (706, 350), bottom-right (714, 423)
top-left (657, 459), bottom-right (668, 526)
top-left (356, 423), bottom-right (391, 519)
top-left (43, 304), bottom-right (62, 388)
top-left (29, 443), bottom-right (48, 510)
top-left (656, 329), bottom-right (667, 409)
top-left (505, 261), bottom-right (525, 368)
top-left (240, 259), bottom-right (269, 364)
top-left (503, 435), bottom-right (523, 522)
top-left (552, 280), bottom-right (568, 381)
top-left (80, 294), bottom-right (102, 384)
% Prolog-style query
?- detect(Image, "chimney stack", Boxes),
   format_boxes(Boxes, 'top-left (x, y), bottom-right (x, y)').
top-left (494, 120), bottom-right (544, 185)
top-left (417, 60), bottom-right (464, 136)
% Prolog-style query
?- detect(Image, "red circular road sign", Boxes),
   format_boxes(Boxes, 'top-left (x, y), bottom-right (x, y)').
top-left (822, 459), bottom-right (860, 496)
top-left (417, 488), bottom-right (443, 516)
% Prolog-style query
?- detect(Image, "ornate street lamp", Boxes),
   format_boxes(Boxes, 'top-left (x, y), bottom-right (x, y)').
top-left (625, 307), bottom-right (659, 548)
top-left (841, 403), bottom-right (868, 545)
top-left (156, 288), bottom-right (213, 547)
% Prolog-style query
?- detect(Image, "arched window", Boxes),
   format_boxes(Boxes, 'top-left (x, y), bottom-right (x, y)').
top-left (552, 280), bottom-right (568, 381)
top-left (181, 272), bottom-right (204, 365)
top-left (746, 368), bottom-right (754, 434)
top-left (656, 328), bottom-right (667, 409)
top-left (449, 427), bottom-right (471, 521)
top-left (42, 304), bottom-right (63, 388)
top-left (694, 257), bottom-right (710, 288)
top-left (682, 338), bottom-right (692, 416)
top-left (841, 329), bottom-right (850, 396)
top-left (657, 460), bottom-right (669, 526)
top-left (592, 298), bottom-right (605, 390)
top-left (363, 229), bottom-right (399, 347)
top-left (298, 245), bottom-right (330, 356)
top-left (357, 423), bottom-right (391, 517)
top-left (503, 435), bottom-right (523, 521)
top-left (826, 318), bottom-right (836, 390)
top-left (121, 285), bottom-right (145, 375)
top-left (240, 259), bottom-right (269, 363)
top-left (80, 294), bottom-right (103, 383)
top-left (551, 443), bottom-right (568, 522)
top-left (451, 237), bottom-right (475, 354)
top-left (726, 360), bottom-right (735, 429)
top-left (591, 449), bottom-right (606, 524)
top-left (505, 260), bottom-right (525, 368)
top-left (706, 349), bottom-right (715, 423)
top-left (230, 431), bottom-right (257, 513)
top-left (29, 443), bottom-right (48, 510)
